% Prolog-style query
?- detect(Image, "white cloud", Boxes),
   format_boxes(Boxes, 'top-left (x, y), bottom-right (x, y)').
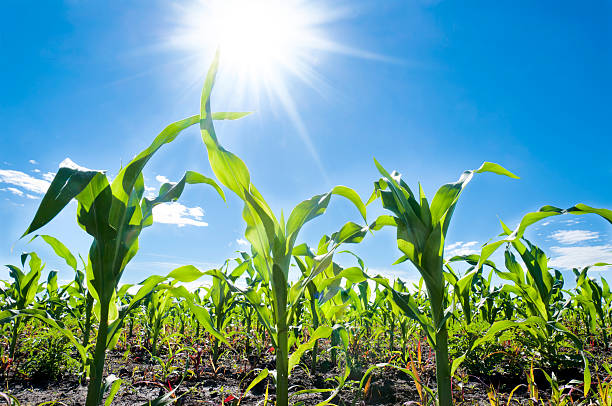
top-left (156, 175), bottom-right (171, 184)
top-left (152, 202), bottom-right (208, 227)
top-left (541, 221), bottom-right (551, 226)
top-left (446, 241), bottom-right (479, 257)
top-left (551, 229), bottom-right (599, 245)
top-left (29, 160), bottom-right (38, 165)
top-left (144, 186), bottom-right (157, 199)
top-left (549, 245), bottom-right (612, 270)
top-left (1, 187), bottom-right (24, 196)
top-left (26, 194), bottom-right (38, 199)
top-left (236, 238), bottom-right (249, 246)
top-left (0, 169), bottom-right (50, 194)
top-left (32, 169), bottom-right (41, 173)
top-left (42, 172), bottom-right (56, 182)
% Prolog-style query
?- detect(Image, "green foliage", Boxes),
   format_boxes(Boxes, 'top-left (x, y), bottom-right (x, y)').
top-left (368, 159), bottom-right (517, 406)
top-left (3, 52), bottom-right (611, 406)
top-left (196, 51), bottom-right (368, 406)
top-left (20, 86), bottom-right (239, 405)
top-left (19, 328), bottom-right (79, 381)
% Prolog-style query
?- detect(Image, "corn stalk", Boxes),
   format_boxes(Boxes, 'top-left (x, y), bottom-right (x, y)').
top-left (368, 159), bottom-right (518, 406)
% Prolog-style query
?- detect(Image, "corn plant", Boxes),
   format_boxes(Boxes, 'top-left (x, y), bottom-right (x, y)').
top-left (30, 235), bottom-right (95, 345)
top-left (196, 52), bottom-right (368, 406)
top-left (368, 160), bottom-right (518, 406)
top-left (20, 111), bottom-right (239, 405)
top-left (203, 259), bottom-right (245, 367)
top-left (4, 252), bottom-right (44, 359)
top-left (144, 285), bottom-right (175, 357)
top-left (573, 264), bottom-right (611, 348)
top-left (471, 238), bottom-right (576, 371)
top-left (474, 204), bottom-right (612, 394)
top-left (387, 279), bottom-right (419, 363)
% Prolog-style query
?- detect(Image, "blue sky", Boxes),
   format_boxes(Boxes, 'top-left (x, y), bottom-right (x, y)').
top-left (1, 0), bottom-right (610, 287)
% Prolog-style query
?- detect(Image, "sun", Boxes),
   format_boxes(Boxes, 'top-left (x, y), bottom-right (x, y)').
top-left (168, 0), bottom-right (339, 99)
top-left (210, 0), bottom-right (307, 75)
top-left (165, 0), bottom-right (369, 181)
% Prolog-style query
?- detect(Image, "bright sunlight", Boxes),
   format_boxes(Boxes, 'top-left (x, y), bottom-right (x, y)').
top-left (168, 0), bottom-right (353, 181)
top-left (210, 0), bottom-right (308, 75)
top-left (169, 0), bottom-right (341, 100)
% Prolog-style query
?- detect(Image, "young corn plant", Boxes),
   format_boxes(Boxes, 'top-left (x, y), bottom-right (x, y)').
top-left (4, 252), bottom-right (44, 359)
top-left (197, 52), bottom-right (368, 406)
top-left (30, 235), bottom-right (94, 343)
top-left (207, 260), bottom-right (246, 367)
top-left (144, 285), bottom-right (175, 357)
top-left (293, 240), bottom-right (365, 373)
top-left (573, 264), bottom-right (611, 348)
top-left (368, 160), bottom-right (518, 406)
top-left (475, 204), bottom-right (612, 394)
top-left (20, 112), bottom-right (239, 405)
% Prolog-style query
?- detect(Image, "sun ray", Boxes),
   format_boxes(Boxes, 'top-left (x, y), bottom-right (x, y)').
top-left (163, 0), bottom-right (386, 181)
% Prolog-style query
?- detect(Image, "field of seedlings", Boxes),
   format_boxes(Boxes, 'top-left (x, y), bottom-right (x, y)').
top-left (0, 53), bottom-right (610, 406)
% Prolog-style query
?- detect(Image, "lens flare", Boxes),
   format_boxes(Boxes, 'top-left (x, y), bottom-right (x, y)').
top-left (166, 0), bottom-right (377, 181)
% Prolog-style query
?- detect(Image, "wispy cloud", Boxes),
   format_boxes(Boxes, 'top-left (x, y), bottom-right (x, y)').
top-left (152, 202), bottom-right (208, 227)
top-left (446, 241), bottom-right (479, 257)
top-left (549, 245), bottom-right (612, 270)
top-left (144, 186), bottom-right (157, 199)
top-left (156, 175), bottom-right (171, 184)
top-left (236, 238), bottom-right (249, 246)
top-left (1, 187), bottom-right (24, 197)
top-left (551, 229), bottom-right (599, 244)
top-left (29, 159), bottom-right (38, 165)
top-left (42, 172), bottom-right (55, 182)
top-left (0, 169), bottom-right (50, 195)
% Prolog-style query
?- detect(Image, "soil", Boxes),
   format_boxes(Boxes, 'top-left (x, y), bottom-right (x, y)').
top-left (0, 337), bottom-right (590, 406)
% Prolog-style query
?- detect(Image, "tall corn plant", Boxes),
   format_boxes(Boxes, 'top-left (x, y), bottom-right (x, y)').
top-left (197, 52), bottom-right (367, 406)
top-left (20, 114), bottom-right (240, 405)
top-left (368, 160), bottom-right (518, 406)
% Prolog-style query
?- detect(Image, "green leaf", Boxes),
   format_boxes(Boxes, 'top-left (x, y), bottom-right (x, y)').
top-left (211, 111), bottom-right (252, 120)
top-left (451, 355), bottom-right (466, 378)
top-left (241, 369), bottom-right (268, 401)
top-left (23, 160), bottom-right (103, 237)
top-left (110, 115), bottom-right (200, 221)
top-left (479, 203), bottom-right (612, 267)
top-left (288, 326), bottom-right (332, 373)
top-left (389, 288), bottom-right (435, 345)
top-left (167, 265), bottom-right (204, 283)
top-left (103, 375), bottom-right (123, 406)
top-left (582, 351), bottom-right (591, 394)
top-left (31, 235), bottom-right (77, 271)
top-left (331, 185), bottom-right (367, 222)
top-left (185, 171), bottom-right (226, 202)
top-left (286, 193), bottom-right (332, 245)
top-left (472, 317), bottom-right (546, 349)
top-left (0, 308), bottom-right (87, 366)
top-left (474, 162), bottom-right (519, 179)
top-left (168, 285), bottom-right (229, 346)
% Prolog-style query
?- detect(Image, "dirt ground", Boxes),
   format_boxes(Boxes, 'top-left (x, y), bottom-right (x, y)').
top-left (2, 341), bottom-right (585, 406)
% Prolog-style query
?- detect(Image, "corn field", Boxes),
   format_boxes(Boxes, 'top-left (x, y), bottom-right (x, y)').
top-left (1, 55), bottom-right (611, 406)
